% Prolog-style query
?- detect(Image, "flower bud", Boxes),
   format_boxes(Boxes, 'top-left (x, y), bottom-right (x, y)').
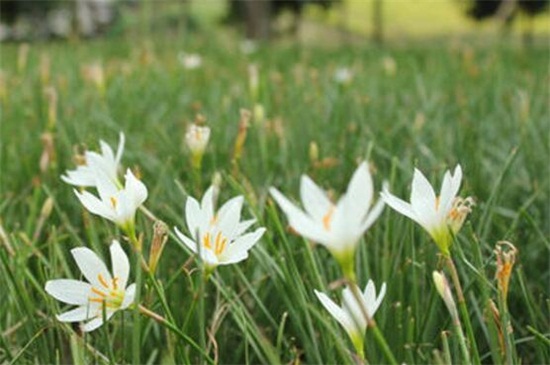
top-left (433, 271), bottom-right (459, 323)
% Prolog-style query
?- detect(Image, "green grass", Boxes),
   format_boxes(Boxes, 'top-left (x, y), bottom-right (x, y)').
top-left (0, 27), bottom-right (549, 364)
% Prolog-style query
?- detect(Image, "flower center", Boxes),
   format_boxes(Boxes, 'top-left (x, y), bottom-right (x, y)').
top-left (447, 197), bottom-right (475, 233)
top-left (322, 206), bottom-right (335, 231)
top-left (89, 273), bottom-right (124, 310)
top-left (202, 231), bottom-right (228, 255)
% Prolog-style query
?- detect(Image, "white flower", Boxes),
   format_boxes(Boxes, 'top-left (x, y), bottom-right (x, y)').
top-left (174, 186), bottom-right (265, 270)
top-left (314, 280), bottom-right (386, 352)
top-left (269, 162), bottom-right (384, 277)
top-left (45, 240), bottom-right (136, 332)
top-left (74, 169), bottom-right (147, 232)
top-left (240, 39), bottom-right (257, 55)
top-left (178, 52), bottom-right (202, 69)
top-left (381, 165), bottom-right (474, 255)
top-left (61, 133), bottom-right (125, 187)
top-left (334, 67), bottom-right (353, 84)
top-left (185, 124), bottom-right (211, 156)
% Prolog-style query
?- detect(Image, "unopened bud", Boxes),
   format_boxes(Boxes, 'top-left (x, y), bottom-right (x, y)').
top-left (40, 197), bottom-right (54, 219)
top-left (185, 123), bottom-right (211, 169)
top-left (309, 141), bottom-right (319, 164)
top-left (433, 271), bottom-right (459, 323)
top-left (39, 132), bottom-right (56, 173)
top-left (233, 109), bottom-right (251, 163)
top-left (148, 221), bottom-right (169, 274)
top-left (253, 103), bottom-right (265, 126)
top-left (248, 64), bottom-right (259, 101)
top-left (44, 87), bottom-right (58, 130)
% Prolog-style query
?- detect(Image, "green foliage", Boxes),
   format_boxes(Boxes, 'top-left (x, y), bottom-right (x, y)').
top-left (0, 33), bottom-right (548, 364)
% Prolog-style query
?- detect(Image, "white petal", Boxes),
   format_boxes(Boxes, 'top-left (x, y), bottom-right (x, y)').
top-left (81, 316), bottom-right (105, 332)
top-left (217, 196), bottom-right (243, 221)
top-left (359, 196), bottom-right (385, 233)
top-left (363, 280), bottom-right (386, 317)
top-left (94, 169), bottom-right (120, 202)
top-left (74, 189), bottom-right (115, 222)
top-left (269, 187), bottom-right (330, 246)
top-left (124, 169), bottom-right (148, 209)
top-left (61, 167), bottom-right (96, 187)
top-left (99, 139), bottom-right (115, 165)
top-left (342, 286), bottom-right (367, 332)
top-left (315, 290), bottom-right (356, 335)
top-left (300, 175), bottom-right (332, 222)
top-left (219, 227), bottom-right (265, 264)
top-left (113, 191), bottom-right (134, 225)
top-left (234, 218), bottom-right (256, 237)
top-left (344, 162), bottom-right (374, 224)
top-left (185, 196), bottom-right (203, 240)
top-left (174, 227), bottom-right (200, 254)
top-left (381, 188), bottom-right (418, 223)
top-left (329, 197), bottom-right (358, 252)
top-left (121, 283), bottom-right (136, 309)
top-left (201, 185), bottom-right (217, 222)
top-left (115, 132), bottom-right (125, 165)
top-left (438, 165), bottom-right (463, 217)
top-left (216, 196), bottom-right (243, 238)
top-left (71, 247), bottom-right (113, 290)
top-left (45, 279), bottom-right (92, 305)
top-left (410, 168), bottom-right (437, 221)
top-left (110, 240), bottom-right (130, 290)
top-left (56, 306), bottom-right (94, 322)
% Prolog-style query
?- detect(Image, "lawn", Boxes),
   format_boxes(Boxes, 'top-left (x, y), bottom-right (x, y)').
top-left (0, 25), bottom-right (549, 364)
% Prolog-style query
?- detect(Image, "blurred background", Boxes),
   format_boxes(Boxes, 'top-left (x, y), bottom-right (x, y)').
top-left (0, 0), bottom-right (548, 45)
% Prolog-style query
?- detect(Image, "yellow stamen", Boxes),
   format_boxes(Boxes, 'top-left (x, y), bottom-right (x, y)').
top-left (214, 232), bottom-right (227, 255)
top-left (110, 196), bottom-right (117, 209)
top-left (98, 274), bottom-right (109, 289)
top-left (91, 287), bottom-right (107, 297)
top-left (112, 277), bottom-right (119, 290)
top-left (203, 232), bottom-right (212, 249)
top-left (322, 206), bottom-right (335, 231)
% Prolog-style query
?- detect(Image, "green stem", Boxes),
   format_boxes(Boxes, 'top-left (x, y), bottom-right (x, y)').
top-left (497, 291), bottom-right (516, 365)
top-left (446, 257), bottom-right (481, 365)
top-left (198, 269), bottom-right (208, 364)
top-left (453, 315), bottom-right (472, 364)
top-left (139, 305), bottom-right (214, 365)
top-left (132, 251), bottom-right (143, 365)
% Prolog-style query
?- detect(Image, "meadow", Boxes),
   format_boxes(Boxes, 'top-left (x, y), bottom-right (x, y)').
top-left (0, 26), bottom-right (549, 364)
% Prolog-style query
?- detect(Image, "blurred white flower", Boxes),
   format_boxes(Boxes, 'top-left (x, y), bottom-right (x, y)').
top-left (175, 186), bottom-right (265, 271)
top-left (240, 39), bottom-right (257, 55)
top-left (75, 169), bottom-right (147, 233)
top-left (185, 123), bottom-right (210, 169)
top-left (381, 165), bottom-right (474, 256)
top-left (185, 124), bottom-right (210, 155)
top-left (269, 162), bottom-right (384, 278)
top-left (45, 240), bottom-right (136, 332)
top-left (334, 67), bottom-right (353, 84)
top-left (62, 133), bottom-right (125, 188)
top-left (178, 52), bottom-right (202, 69)
top-left (314, 280), bottom-right (386, 354)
